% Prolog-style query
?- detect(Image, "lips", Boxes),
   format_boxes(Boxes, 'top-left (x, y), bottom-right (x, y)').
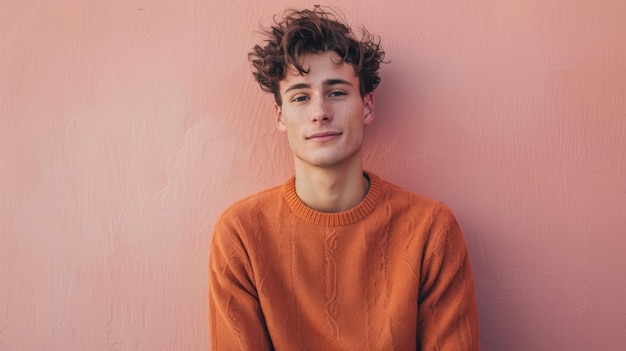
top-left (306, 131), bottom-right (342, 140)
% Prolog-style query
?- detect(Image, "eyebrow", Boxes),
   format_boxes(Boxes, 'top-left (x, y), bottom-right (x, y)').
top-left (284, 79), bottom-right (353, 93)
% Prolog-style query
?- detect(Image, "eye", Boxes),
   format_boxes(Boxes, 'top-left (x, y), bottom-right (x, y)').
top-left (329, 91), bottom-right (346, 97)
top-left (291, 95), bottom-right (309, 102)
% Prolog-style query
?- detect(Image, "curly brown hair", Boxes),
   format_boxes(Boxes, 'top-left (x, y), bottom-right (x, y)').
top-left (249, 6), bottom-right (386, 106)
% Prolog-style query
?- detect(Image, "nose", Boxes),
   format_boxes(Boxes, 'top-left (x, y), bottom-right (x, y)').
top-left (311, 96), bottom-right (332, 123)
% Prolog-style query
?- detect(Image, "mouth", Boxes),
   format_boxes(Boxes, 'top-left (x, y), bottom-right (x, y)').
top-left (306, 131), bottom-right (342, 140)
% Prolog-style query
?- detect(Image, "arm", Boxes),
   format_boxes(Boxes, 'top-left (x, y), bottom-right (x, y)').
top-left (208, 218), bottom-right (273, 351)
top-left (417, 205), bottom-right (480, 350)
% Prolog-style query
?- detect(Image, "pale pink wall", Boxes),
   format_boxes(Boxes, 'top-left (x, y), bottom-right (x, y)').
top-left (1, 0), bottom-right (625, 350)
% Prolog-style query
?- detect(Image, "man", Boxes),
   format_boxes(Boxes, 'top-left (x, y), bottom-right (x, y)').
top-left (209, 7), bottom-right (479, 350)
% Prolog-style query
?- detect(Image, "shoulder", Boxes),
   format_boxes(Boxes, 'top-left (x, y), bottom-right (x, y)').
top-left (216, 182), bottom-right (284, 227)
top-left (377, 177), bottom-right (469, 251)
top-left (375, 175), bottom-right (453, 215)
top-left (370, 174), bottom-right (461, 234)
top-left (210, 182), bottom-right (286, 255)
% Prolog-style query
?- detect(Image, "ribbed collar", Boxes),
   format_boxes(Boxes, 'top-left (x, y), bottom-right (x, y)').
top-left (282, 171), bottom-right (384, 227)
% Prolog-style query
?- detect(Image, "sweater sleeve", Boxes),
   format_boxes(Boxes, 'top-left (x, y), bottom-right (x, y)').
top-left (417, 205), bottom-right (480, 351)
top-left (208, 217), bottom-right (274, 351)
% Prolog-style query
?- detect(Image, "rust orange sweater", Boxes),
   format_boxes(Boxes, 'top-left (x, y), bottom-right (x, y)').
top-left (209, 172), bottom-right (480, 350)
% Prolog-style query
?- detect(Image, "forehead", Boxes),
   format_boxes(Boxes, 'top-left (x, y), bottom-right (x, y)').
top-left (279, 52), bottom-right (358, 91)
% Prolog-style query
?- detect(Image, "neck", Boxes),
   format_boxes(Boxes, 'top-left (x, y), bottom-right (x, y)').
top-left (294, 161), bottom-right (369, 213)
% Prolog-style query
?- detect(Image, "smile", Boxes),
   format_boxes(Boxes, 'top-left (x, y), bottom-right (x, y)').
top-left (306, 131), bottom-right (342, 141)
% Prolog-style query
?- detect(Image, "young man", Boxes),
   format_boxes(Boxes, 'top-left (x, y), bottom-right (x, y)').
top-left (209, 7), bottom-right (480, 350)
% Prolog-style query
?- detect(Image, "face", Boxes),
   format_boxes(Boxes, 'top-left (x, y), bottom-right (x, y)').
top-left (274, 52), bottom-right (375, 171)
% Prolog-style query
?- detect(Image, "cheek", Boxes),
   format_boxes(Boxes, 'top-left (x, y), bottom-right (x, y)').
top-left (285, 127), bottom-right (300, 143)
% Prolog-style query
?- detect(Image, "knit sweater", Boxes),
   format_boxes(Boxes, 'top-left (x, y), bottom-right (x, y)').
top-left (209, 172), bottom-right (480, 350)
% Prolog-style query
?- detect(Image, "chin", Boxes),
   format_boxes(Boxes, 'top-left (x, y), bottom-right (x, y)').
top-left (303, 153), bottom-right (359, 169)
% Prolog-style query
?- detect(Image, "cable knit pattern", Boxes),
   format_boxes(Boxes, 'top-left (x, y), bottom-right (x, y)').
top-left (209, 172), bottom-right (480, 350)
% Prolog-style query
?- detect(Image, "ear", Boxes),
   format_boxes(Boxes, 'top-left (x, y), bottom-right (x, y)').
top-left (274, 103), bottom-right (286, 132)
top-left (363, 93), bottom-right (375, 125)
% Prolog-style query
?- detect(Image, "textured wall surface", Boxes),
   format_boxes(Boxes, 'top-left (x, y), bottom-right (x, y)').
top-left (1, 0), bottom-right (625, 350)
